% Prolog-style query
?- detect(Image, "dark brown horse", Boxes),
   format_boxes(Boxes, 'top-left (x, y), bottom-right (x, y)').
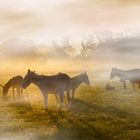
top-left (22, 70), bottom-right (71, 110)
top-left (69, 72), bottom-right (90, 99)
top-left (0, 76), bottom-right (23, 98)
top-left (110, 67), bottom-right (140, 89)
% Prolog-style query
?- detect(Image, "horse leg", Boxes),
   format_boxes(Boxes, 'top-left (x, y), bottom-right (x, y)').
top-left (12, 87), bottom-right (15, 100)
top-left (42, 91), bottom-right (48, 110)
top-left (123, 81), bottom-right (127, 89)
top-left (66, 90), bottom-right (71, 110)
top-left (55, 94), bottom-right (58, 101)
top-left (20, 88), bottom-right (23, 99)
top-left (59, 91), bottom-right (64, 110)
top-left (138, 81), bottom-right (140, 89)
top-left (17, 88), bottom-right (20, 99)
top-left (132, 83), bottom-right (136, 90)
top-left (66, 90), bottom-right (71, 104)
top-left (139, 83), bottom-right (140, 89)
top-left (72, 89), bottom-right (75, 99)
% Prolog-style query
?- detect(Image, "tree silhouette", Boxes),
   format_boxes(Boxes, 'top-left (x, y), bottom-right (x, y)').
top-left (80, 35), bottom-right (97, 58)
top-left (61, 37), bottom-right (76, 55)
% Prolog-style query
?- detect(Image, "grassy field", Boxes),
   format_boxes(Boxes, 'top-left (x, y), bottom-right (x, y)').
top-left (0, 76), bottom-right (140, 140)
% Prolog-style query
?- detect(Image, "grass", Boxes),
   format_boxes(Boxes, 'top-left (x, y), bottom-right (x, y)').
top-left (0, 77), bottom-right (140, 140)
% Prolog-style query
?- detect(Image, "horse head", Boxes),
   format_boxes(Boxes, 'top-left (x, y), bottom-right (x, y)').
top-left (83, 71), bottom-right (90, 85)
top-left (0, 84), bottom-right (8, 96)
top-left (22, 69), bottom-right (35, 89)
top-left (110, 67), bottom-right (118, 80)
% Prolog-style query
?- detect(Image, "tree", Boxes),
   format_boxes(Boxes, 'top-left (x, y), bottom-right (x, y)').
top-left (80, 35), bottom-right (97, 58)
top-left (61, 37), bottom-right (76, 55)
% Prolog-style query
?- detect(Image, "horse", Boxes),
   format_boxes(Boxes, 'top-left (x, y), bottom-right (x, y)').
top-left (22, 69), bottom-right (71, 110)
top-left (110, 67), bottom-right (140, 89)
top-left (0, 76), bottom-right (23, 98)
top-left (68, 72), bottom-right (90, 99)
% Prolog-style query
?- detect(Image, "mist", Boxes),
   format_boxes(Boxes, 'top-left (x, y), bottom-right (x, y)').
top-left (0, 30), bottom-right (140, 78)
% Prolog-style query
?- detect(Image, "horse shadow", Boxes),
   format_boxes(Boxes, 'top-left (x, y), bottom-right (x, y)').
top-left (22, 109), bottom-right (110, 140)
top-left (8, 100), bottom-right (32, 114)
top-left (5, 97), bottom-right (136, 140)
top-left (70, 98), bottom-right (134, 117)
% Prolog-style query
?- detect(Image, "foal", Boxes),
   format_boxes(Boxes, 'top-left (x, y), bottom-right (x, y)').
top-left (0, 76), bottom-right (23, 98)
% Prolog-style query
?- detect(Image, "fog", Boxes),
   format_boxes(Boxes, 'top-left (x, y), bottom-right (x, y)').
top-left (0, 0), bottom-right (139, 76)
top-left (0, 31), bottom-right (140, 78)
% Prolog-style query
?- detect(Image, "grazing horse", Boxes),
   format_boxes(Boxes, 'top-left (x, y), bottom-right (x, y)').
top-left (0, 76), bottom-right (23, 98)
top-left (110, 67), bottom-right (140, 89)
top-left (69, 72), bottom-right (90, 99)
top-left (22, 69), bottom-right (71, 110)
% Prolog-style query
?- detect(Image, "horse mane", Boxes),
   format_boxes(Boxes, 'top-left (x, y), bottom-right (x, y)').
top-left (115, 68), bottom-right (124, 72)
top-left (31, 72), bottom-right (70, 80)
top-left (72, 73), bottom-right (85, 79)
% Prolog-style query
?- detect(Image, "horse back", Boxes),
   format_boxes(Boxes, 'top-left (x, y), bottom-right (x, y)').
top-left (125, 69), bottom-right (140, 73)
top-left (9, 76), bottom-right (23, 86)
top-left (40, 73), bottom-right (70, 91)
top-left (124, 69), bottom-right (140, 81)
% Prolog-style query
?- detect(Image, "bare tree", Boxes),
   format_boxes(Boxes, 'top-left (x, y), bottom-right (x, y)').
top-left (51, 40), bottom-right (68, 58)
top-left (51, 37), bottom-right (76, 58)
top-left (80, 35), bottom-right (97, 57)
top-left (61, 37), bottom-right (76, 55)
top-left (95, 31), bottom-right (114, 46)
top-left (61, 37), bottom-right (71, 50)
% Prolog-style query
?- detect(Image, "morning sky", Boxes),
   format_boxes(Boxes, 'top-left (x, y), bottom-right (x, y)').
top-left (0, 0), bottom-right (140, 43)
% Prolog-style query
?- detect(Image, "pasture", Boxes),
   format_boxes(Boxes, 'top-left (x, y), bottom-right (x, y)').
top-left (0, 75), bottom-right (140, 140)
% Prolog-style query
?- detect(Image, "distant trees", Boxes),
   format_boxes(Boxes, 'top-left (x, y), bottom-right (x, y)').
top-left (51, 37), bottom-right (76, 58)
top-left (61, 37), bottom-right (76, 56)
top-left (51, 40), bottom-right (69, 58)
top-left (79, 35), bottom-right (98, 58)
top-left (2, 29), bottom-right (138, 61)
top-left (51, 35), bottom-right (101, 59)
top-left (1, 39), bottom-right (38, 58)
top-left (95, 31), bottom-right (113, 45)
